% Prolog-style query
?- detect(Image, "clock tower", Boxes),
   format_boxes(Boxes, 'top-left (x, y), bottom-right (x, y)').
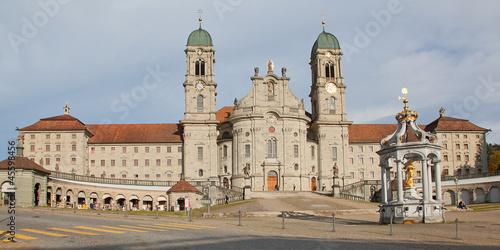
top-left (309, 19), bottom-right (352, 190)
top-left (180, 17), bottom-right (219, 181)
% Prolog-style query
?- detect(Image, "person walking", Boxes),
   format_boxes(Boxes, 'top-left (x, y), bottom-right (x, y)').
top-left (225, 195), bottom-right (229, 204)
top-left (293, 184), bottom-right (296, 191)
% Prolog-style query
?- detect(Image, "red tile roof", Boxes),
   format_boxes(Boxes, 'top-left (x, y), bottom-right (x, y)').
top-left (86, 124), bottom-right (182, 144)
top-left (167, 179), bottom-right (201, 193)
top-left (0, 157), bottom-right (51, 174)
top-left (216, 106), bottom-right (234, 123)
top-left (349, 124), bottom-right (397, 143)
top-left (425, 116), bottom-right (489, 133)
top-left (20, 115), bottom-right (87, 131)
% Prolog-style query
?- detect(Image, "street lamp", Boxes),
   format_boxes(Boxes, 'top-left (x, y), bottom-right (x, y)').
top-left (454, 177), bottom-right (459, 206)
top-left (332, 164), bottom-right (338, 197)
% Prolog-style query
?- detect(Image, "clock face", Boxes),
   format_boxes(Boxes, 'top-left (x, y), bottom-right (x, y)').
top-left (326, 52), bottom-right (332, 58)
top-left (326, 82), bottom-right (337, 94)
top-left (196, 49), bottom-right (203, 55)
top-left (195, 81), bottom-right (204, 91)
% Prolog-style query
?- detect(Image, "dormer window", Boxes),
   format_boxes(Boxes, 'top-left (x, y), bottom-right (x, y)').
top-left (195, 59), bottom-right (205, 76)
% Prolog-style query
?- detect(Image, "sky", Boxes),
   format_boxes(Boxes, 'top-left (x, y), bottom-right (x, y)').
top-left (1, 0), bottom-right (500, 160)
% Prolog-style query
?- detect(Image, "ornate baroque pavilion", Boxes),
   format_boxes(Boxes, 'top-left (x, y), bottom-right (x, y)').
top-left (12, 20), bottom-right (490, 194)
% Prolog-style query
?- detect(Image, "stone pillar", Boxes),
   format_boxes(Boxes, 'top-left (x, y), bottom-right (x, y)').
top-left (427, 161), bottom-right (433, 200)
top-left (386, 168), bottom-right (392, 202)
top-left (434, 161), bottom-right (442, 201)
top-left (395, 160), bottom-right (403, 202)
top-left (421, 159), bottom-right (428, 201)
top-left (381, 165), bottom-right (387, 204)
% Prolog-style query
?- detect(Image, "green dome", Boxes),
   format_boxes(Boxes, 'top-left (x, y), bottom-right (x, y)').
top-left (311, 31), bottom-right (340, 58)
top-left (187, 27), bottom-right (213, 46)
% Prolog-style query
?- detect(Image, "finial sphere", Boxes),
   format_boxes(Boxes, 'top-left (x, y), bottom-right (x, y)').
top-left (402, 88), bottom-right (408, 95)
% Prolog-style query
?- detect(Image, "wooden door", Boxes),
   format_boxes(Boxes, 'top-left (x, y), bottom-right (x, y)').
top-left (268, 176), bottom-right (278, 190)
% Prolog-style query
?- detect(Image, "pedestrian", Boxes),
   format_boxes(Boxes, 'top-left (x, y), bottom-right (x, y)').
top-left (225, 195), bottom-right (229, 204)
top-left (275, 184), bottom-right (278, 191)
top-left (322, 183), bottom-right (326, 191)
top-left (293, 184), bottom-right (296, 191)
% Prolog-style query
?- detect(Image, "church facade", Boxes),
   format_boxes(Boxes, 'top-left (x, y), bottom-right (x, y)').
top-left (15, 22), bottom-right (490, 192)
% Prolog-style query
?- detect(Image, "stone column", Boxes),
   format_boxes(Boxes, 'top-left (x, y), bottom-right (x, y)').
top-left (421, 159), bottom-right (428, 201)
top-left (427, 161), bottom-right (433, 200)
top-left (395, 160), bottom-right (403, 202)
top-left (434, 161), bottom-right (442, 201)
top-left (386, 168), bottom-right (392, 202)
top-left (381, 165), bottom-right (388, 204)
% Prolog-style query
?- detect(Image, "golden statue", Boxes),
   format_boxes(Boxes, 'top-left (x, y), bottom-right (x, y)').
top-left (404, 160), bottom-right (415, 187)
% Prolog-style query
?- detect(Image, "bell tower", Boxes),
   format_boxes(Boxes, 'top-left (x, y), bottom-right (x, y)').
top-left (180, 14), bottom-right (219, 181)
top-left (310, 17), bottom-right (352, 191)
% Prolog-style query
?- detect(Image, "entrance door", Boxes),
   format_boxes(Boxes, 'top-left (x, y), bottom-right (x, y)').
top-left (311, 177), bottom-right (316, 191)
top-left (267, 171), bottom-right (278, 190)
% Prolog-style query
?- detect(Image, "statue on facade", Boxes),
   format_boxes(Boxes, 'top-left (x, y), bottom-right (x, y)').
top-left (233, 98), bottom-right (239, 107)
top-left (267, 59), bottom-right (274, 72)
top-left (281, 67), bottom-right (287, 77)
top-left (404, 160), bottom-right (416, 187)
top-left (254, 67), bottom-right (259, 76)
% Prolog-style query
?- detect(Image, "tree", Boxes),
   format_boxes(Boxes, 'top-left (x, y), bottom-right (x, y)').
top-left (488, 144), bottom-right (500, 172)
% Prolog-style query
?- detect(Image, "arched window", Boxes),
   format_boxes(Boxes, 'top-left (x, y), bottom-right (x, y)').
top-left (267, 138), bottom-right (277, 158)
top-left (198, 169), bottom-right (204, 177)
top-left (197, 95), bottom-right (203, 112)
top-left (195, 60), bottom-right (205, 76)
top-left (325, 63), bottom-right (335, 78)
top-left (329, 97), bottom-right (335, 112)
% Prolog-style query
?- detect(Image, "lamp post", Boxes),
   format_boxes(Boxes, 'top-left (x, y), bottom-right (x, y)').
top-left (454, 177), bottom-right (459, 206)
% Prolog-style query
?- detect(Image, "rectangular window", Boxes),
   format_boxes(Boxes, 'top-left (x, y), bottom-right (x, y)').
top-left (56, 134), bottom-right (61, 139)
top-left (134, 159), bottom-right (139, 166)
top-left (122, 174), bottom-right (127, 178)
top-left (101, 147), bottom-right (105, 153)
top-left (349, 158), bottom-right (354, 165)
top-left (464, 144), bottom-right (469, 150)
top-left (456, 144), bottom-right (460, 150)
top-left (30, 158), bottom-right (35, 161)
top-left (167, 174), bottom-right (172, 181)
top-left (156, 159), bottom-right (161, 166)
top-left (145, 159), bottom-right (149, 166)
top-left (477, 155), bottom-right (481, 161)
top-left (332, 147), bottom-right (337, 160)
top-left (30, 145), bottom-right (35, 151)
top-left (370, 171), bottom-right (375, 178)
top-left (359, 172), bottom-right (364, 179)
top-left (167, 147), bottom-right (171, 153)
top-left (134, 147), bottom-right (138, 153)
top-left (145, 174), bottom-right (149, 179)
top-left (443, 144), bottom-right (448, 149)
top-left (91, 160), bottom-right (95, 166)
top-left (111, 174), bottom-right (115, 178)
top-left (145, 147), bottom-right (149, 153)
top-left (56, 157), bottom-right (60, 163)
top-left (311, 146), bottom-right (315, 157)
top-left (56, 144), bottom-right (61, 151)
top-left (369, 157), bottom-right (374, 164)
top-left (122, 147), bottom-right (127, 153)
top-left (476, 135), bottom-right (480, 139)
top-left (71, 158), bottom-right (76, 164)
top-left (464, 134), bottom-right (468, 139)
top-left (443, 134), bottom-right (447, 138)
top-left (46, 134), bottom-right (50, 139)
top-left (167, 159), bottom-right (171, 166)
top-left (243, 144), bottom-right (250, 157)
top-left (358, 158), bottom-right (364, 164)
top-left (45, 158), bottom-right (50, 165)
top-left (476, 144), bottom-right (481, 150)
top-left (111, 159), bottom-right (115, 166)
top-left (178, 159), bottom-right (182, 165)
top-left (444, 169), bottom-right (449, 175)
top-left (369, 146), bottom-right (374, 152)
top-left (455, 134), bottom-right (459, 139)
top-left (417, 171), bottom-right (421, 177)
top-left (349, 146), bottom-right (353, 152)
top-left (156, 147), bottom-right (161, 153)
top-left (456, 155), bottom-right (461, 161)
top-left (444, 155), bottom-right (448, 161)
top-left (111, 147), bottom-right (115, 152)
top-left (358, 146), bottom-right (363, 152)
top-left (350, 172), bottom-right (354, 178)
top-left (122, 159), bottom-right (127, 166)
top-left (294, 145), bottom-right (299, 158)
top-left (156, 174), bottom-right (161, 180)
top-left (198, 147), bottom-right (203, 160)
top-left (91, 147), bottom-right (95, 153)
top-left (72, 134), bottom-right (76, 139)
top-left (100, 160), bottom-right (105, 166)
top-left (72, 144), bottom-right (77, 151)
top-left (31, 134), bottom-right (35, 139)
top-left (178, 147), bottom-right (182, 153)
top-left (267, 139), bottom-right (277, 158)
top-left (46, 145), bottom-right (50, 151)
top-left (224, 146), bottom-right (228, 157)
top-left (465, 155), bottom-right (470, 161)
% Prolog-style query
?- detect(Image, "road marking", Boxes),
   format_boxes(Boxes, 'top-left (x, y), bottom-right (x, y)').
top-left (155, 224), bottom-right (203, 229)
top-left (119, 225), bottom-right (167, 231)
top-left (21, 229), bottom-right (68, 237)
top-left (48, 228), bottom-right (100, 236)
top-left (2, 231), bottom-right (37, 240)
top-left (74, 226), bottom-right (124, 233)
top-left (99, 225), bottom-right (146, 232)
top-left (138, 224), bottom-right (185, 231)
top-left (169, 223), bottom-right (217, 228)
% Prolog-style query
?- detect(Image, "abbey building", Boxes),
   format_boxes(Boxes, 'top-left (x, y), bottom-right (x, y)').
top-left (15, 21), bottom-right (490, 192)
